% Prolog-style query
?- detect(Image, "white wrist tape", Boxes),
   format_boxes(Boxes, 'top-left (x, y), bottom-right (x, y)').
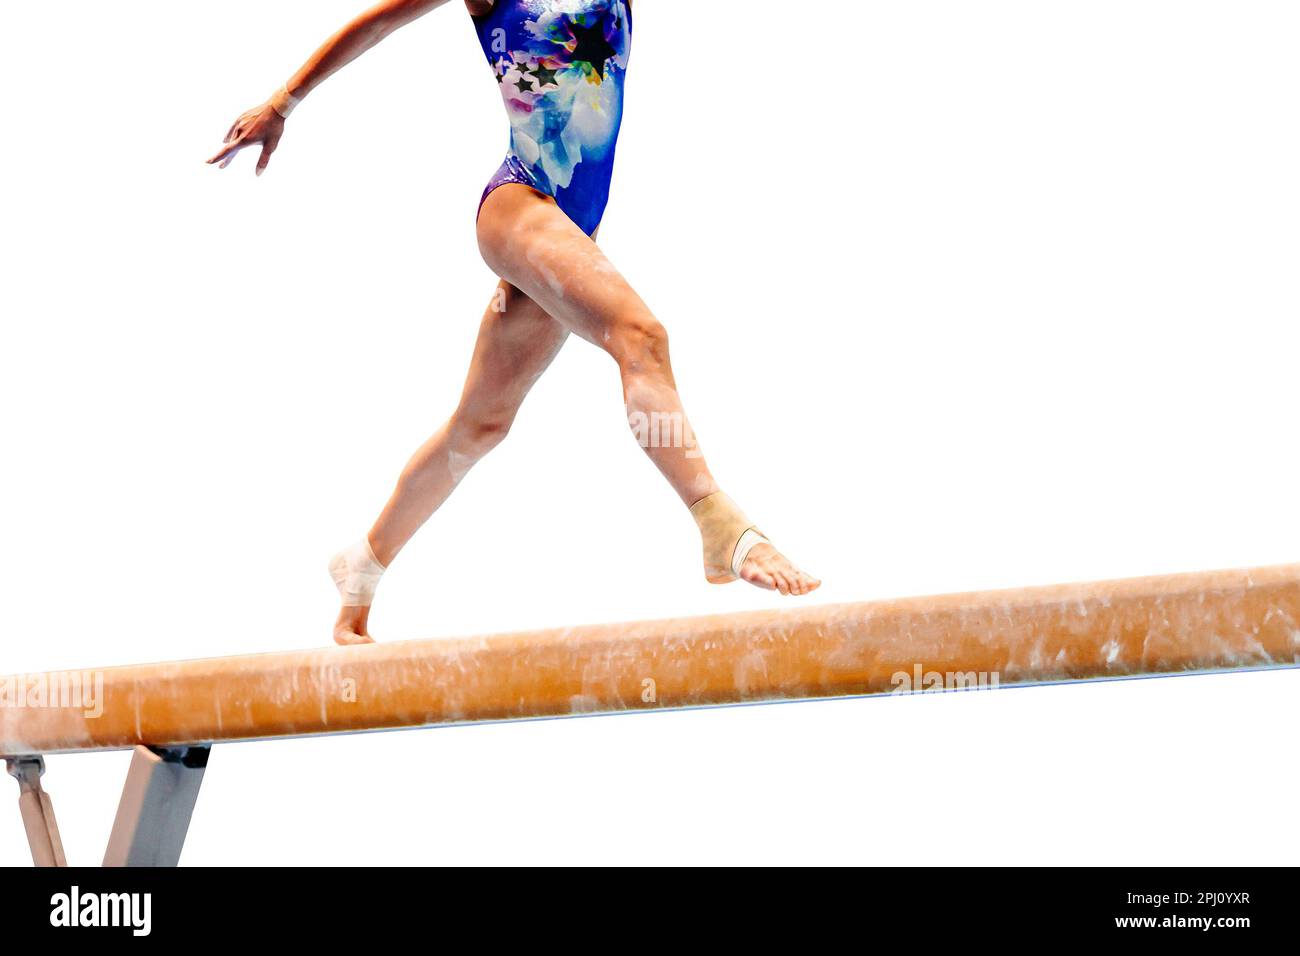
top-left (270, 86), bottom-right (301, 119)
top-left (329, 537), bottom-right (386, 607)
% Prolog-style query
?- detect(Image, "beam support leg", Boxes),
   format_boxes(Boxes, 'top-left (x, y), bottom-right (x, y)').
top-left (6, 756), bottom-right (67, 867)
top-left (103, 745), bottom-right (210, 867)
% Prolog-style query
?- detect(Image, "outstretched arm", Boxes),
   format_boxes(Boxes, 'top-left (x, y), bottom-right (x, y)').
top-left (207, 0), bottom-right (451, 176)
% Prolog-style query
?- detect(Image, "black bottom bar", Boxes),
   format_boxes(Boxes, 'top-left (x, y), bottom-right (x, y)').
top-left (6, 867), bottom-right (1294, 942)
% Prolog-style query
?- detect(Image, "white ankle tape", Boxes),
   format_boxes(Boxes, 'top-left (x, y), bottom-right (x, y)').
top-left (731, 528), bottom-right (769, 577)
top-left (270, 85), bottom-right (300, 119)
top-left (329, 538), bottom-right (386, 607)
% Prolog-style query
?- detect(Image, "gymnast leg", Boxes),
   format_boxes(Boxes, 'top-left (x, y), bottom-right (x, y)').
top-left (332, 280), bottom-right (568, 644)
top-left (476, 184), bottom-right (820, 598)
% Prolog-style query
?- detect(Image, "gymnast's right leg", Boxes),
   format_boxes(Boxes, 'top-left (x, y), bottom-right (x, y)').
top-left (330, 280), bottom-right (568, 644)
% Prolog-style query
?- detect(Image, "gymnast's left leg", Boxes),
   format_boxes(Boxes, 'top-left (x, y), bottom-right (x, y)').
top-left (476, 184), bottom-right (820, 597)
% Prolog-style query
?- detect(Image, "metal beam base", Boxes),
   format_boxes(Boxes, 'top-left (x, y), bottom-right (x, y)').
top-left (6, 756), bottom-right (67, 867)
top-left (103, 745), bottom-right (210, 867)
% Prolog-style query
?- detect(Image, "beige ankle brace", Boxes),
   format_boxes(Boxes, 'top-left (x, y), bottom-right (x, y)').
top-left (689, 492), bottom-right (770, 584)
top-left (329, 537), bottom-right (386, 607)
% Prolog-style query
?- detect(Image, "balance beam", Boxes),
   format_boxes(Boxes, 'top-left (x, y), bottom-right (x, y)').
top-left (4, 563), bottom-right (1300, 755)
top-left (2, 563), bottom-right (1297, 865)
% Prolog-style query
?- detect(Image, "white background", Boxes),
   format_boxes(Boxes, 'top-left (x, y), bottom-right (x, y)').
top-left (2, 0), bottom-right (1297, 865)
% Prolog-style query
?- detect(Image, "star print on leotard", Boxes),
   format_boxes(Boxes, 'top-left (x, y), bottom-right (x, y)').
top-left (568, 20), bottom-right (618, 78)
top-left (531, 64), bottom-right (559, 88)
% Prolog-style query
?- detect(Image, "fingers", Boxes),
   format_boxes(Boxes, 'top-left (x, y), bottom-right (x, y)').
top-left (255, 134), bottom-right (281, 177)
top-left (206, 140), bottom-right (246, 166)
top-left (207, 129), bottom-right (280, 174)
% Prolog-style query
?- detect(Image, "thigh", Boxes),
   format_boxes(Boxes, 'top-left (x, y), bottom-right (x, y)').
top-left (476, 184), bottom-right (653, 349)
top-left (459, 280), bottom-right (569, 415)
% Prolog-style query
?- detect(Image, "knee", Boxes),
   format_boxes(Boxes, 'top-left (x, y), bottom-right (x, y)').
top-left (449, 406), bottom-right (516, 458)
top-left (610, 315), bottom-right (670, 374)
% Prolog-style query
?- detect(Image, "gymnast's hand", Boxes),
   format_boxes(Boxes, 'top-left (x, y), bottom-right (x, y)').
top-left (206, 100), bottom-right (287, 177)
top-left (204, 2), bottom-right (448, 176)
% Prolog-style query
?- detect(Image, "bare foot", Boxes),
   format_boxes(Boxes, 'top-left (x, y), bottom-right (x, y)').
top-left (334, 605), bottom-right (375, 646)
top-left (738, 543), bottom-right (821, 596)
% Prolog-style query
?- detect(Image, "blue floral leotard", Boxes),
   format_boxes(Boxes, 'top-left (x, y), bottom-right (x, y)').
top-left (472, 0), bottom-right (633, 236)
